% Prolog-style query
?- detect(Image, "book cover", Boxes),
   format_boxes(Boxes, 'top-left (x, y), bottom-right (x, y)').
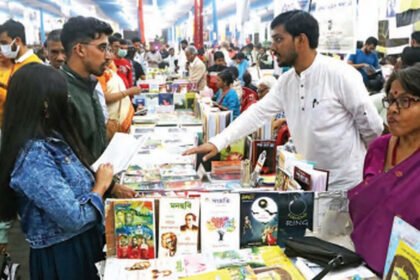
top-left (240, 193), bottom-right (279, 248)
top-left (114, 199), bottom-right (156, 259)
top-left (220, 139), bottom-right (245, 161)
top-left (200, 193), bottom-right (240, 253)
top-left (384, 216), bottom-right (420, 277)
top-left (293, 166), bottom-right (312, 191)
top-left (385, 240), bottom-right (419, 280)
top-left (158, 198), bottom-right (200, 258)
top-left (249, 140), bottom-right (277, 175)
top-left (277, 192), bottom-right (314, 245)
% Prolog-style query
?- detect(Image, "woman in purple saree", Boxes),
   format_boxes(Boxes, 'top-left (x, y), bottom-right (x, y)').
top-left (348, 64), bottom-right (420, 275)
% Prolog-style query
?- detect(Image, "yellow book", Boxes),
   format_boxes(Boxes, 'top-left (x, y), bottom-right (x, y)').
top-left (386, 240), bottom-right (419, 280)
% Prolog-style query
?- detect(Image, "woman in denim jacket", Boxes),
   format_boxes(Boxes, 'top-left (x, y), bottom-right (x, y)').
top-left (0, 63), bottom-right (114, 279)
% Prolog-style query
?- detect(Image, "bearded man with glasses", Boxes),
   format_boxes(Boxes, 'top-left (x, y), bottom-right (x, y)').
top-left (60, 16), bottom-right (136, 199)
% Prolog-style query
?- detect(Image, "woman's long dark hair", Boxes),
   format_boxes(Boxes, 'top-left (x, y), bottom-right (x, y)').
top-left (0, 63), bottom-right (92, 221)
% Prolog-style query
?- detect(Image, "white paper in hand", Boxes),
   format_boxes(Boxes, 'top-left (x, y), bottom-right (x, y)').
top-left (91, 133), bottom-right (146, 175)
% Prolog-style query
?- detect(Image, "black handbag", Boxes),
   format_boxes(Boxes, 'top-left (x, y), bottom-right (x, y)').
top-left (0, 253), bottom-right (20, 280)
top-left (283, 236), bottom-right (363, 280)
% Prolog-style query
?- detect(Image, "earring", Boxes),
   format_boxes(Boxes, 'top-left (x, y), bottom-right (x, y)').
top-left (43, 101), bottom-right (49, 119)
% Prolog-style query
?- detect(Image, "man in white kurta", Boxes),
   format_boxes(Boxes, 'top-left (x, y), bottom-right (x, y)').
top-left (184, 10), bottom-right (383, 190)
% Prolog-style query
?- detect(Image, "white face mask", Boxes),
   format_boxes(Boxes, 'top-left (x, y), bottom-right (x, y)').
top-left (0, 39), bottom-right (20, 59)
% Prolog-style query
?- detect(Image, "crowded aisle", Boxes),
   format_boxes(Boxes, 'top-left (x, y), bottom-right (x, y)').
top-left (0, 0), bottom-right (419, 279)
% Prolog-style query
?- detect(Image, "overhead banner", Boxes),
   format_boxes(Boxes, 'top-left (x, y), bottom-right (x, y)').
top-left (274, 0), bottom-right (310, 16)
top-left (194, 0), bottom-right (203, 49)
top-left (311, 0), bottom-right (357, 54)
top-left (137, 0), bottom-right (145, 43)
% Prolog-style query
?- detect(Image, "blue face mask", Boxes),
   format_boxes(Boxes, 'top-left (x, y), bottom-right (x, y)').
top-left (117, 48), bottom-right (128, 58)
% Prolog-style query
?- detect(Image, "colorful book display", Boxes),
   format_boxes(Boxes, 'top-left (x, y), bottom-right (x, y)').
top-left (113, 199), bottom-right (156, 259)
top-left (158, 198), bottom-right (200, 257)
top-left (200, 193), bottom-right (240, 253)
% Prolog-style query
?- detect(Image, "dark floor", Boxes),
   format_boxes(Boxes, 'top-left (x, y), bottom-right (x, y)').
top-left (8, 221), bottom-right (30, 280)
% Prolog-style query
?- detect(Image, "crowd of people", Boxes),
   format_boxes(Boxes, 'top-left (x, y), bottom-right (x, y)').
top-left (0, 9), bottom-right (418, 280)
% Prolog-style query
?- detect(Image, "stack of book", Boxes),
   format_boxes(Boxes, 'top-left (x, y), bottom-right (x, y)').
top-left (208, 161), bottom-right (241, 183)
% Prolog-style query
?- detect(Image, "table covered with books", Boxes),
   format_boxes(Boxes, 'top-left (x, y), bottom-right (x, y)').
top-left (94, 90), bottom-right (416, 280)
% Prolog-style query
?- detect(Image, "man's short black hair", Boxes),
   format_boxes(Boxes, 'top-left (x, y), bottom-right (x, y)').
top-left (213, 51), bottom-right (224, 60)
top-left (132, 37), bottom-right (141, 43)
top-left (108, 35), bottom-right (119, 45)
top-left (61, 16), bottom-right (113, 55)
top-left (113, 32), bottom-right (122, 39)
top-left (47, 29), bottom-right (62, 43)
top-left (365, 36), bottom-right (378, 46)
top-left (411, 31), bottom-right (420, 42)
top-left (0, 19), bottom-right (26, 45)
top-left (401, 47), bottom-right (420, 67)
top-left (180, 39), bottom-right (188, 45)
top-left (270, 10), bottom-right (319, 49)
top-left (119, 39), bottom-right (128, 45)
top-left (227, 66), bottom-right (239, 79)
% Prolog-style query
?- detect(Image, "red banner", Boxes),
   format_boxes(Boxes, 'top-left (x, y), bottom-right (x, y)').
top-left (194, 0), bottom-right (203, 50)
top-left (138, 0), bottom-right (145, 43)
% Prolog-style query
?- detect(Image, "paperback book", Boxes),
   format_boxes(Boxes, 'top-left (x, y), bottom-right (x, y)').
top-left (113, 199), bottom-right (156, 259)
top-left (240, 192), bottom-right (279, 248)
top-left (200, 193), bottom-right (240, 253)
top-left (158, 198), bottom-right (200, 257)
top-left (277, 192), bottom-right (314, 245)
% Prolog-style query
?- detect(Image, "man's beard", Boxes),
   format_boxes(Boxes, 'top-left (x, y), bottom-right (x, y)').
top-left (90, 62), bottom-right (108, 76)
top-left (275, 51), bottom-right (297, 68)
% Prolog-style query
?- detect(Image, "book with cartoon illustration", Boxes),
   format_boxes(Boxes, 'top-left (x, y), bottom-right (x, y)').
top-left (200, 193), bottom-right (240, 253)
top-left (158, 198), bottom-right (200, 258)
top-left (113, 199), bottom-right (156, 259)
top-left (385, 240), bottom-right (419, 280)
top-left (277, 192), bottom-right (314, 246)
top-left (384, 216), bottom-right (420, 277)
top-left (240, 192), bottom-right (279, 248)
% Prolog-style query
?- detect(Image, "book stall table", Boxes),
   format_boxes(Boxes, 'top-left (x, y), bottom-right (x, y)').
top-left (97, 98), bottom-right (384, 280)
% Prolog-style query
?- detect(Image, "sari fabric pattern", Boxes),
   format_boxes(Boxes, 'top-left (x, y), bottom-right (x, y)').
top-left (348, 134), bottom-right (420, 275)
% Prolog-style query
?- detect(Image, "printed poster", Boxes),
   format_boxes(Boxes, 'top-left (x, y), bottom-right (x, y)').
top-left (311, 0), bottom-right (357, 54)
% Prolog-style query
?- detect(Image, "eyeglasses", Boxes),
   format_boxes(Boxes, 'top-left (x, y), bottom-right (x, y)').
top-left (80, 42), bottom-right (112, 53)
top-left (382, 94), bottom-right (420, 109)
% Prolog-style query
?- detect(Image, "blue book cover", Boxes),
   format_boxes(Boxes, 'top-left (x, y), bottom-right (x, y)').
top-left (277, 192), bottom-right (314, 246)
top-left (158, 93), bottom-right (174, 106)
top-left (240, 192), bottom-right (279, 248)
